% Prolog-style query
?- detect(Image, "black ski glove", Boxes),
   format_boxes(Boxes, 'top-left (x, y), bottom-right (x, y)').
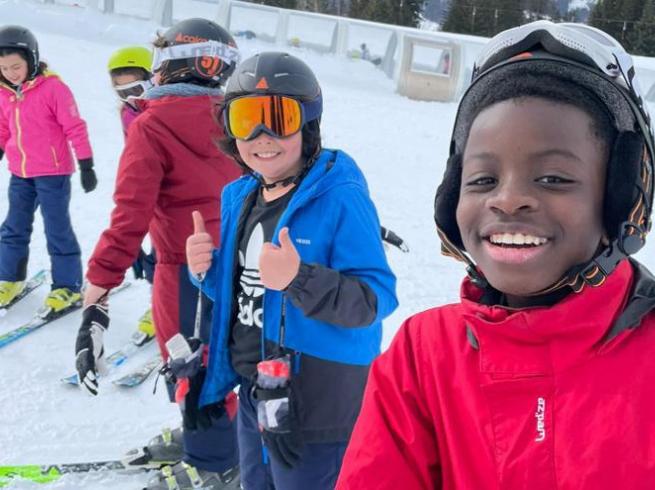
top-left (258, 387), bottom-right (304, 469)
top-left (179, 368), bottom-right (226, 432)
top-left (78, 158), bottom-right (97, 193)
top-left (254, 356), bottom-right (304, 469)
top-left (0, 148), bottom-right (4, 160)
top-left (75, 303), bottom-right (109, 396)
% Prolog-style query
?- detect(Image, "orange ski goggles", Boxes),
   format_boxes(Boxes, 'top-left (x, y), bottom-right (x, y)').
top-left (224, 94), bottom-right (322, 141)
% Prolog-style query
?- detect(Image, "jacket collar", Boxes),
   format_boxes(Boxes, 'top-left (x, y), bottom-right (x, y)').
top-left (134, 83), bottom-right (223, 111)
top-left (460, 259), bottom-right (645, 375)
top-left (0, 73), bottom-right (50, 96)
top-left (225, 148), bottom-right (364, 214)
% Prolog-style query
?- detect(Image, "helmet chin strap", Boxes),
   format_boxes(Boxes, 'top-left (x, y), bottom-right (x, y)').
top-left (260, 174), bottom-right (299, 190)
top-left (256, 145), bottom-right (322, 191)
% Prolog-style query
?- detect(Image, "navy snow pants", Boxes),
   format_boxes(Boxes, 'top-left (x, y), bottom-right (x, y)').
top-left (155, 262), bottom-right (238, 473)
top-left (237, 379), bottom-right (347, 490)
top-left (0, 174), bottom-right (82, 291)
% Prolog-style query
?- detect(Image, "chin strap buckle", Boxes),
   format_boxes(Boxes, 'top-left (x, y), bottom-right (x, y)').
top-left (573, 242), bottom-right (627, 292)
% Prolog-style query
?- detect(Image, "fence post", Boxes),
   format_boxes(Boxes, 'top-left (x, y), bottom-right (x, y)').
top-left (153, 0), bottom-right (173, 27)
top-left (275, 9), bottom-right (289, 46)
top-left (103, 0), bottom-right (115, 14)
top-left (216, 0), bottom-right (231, 28)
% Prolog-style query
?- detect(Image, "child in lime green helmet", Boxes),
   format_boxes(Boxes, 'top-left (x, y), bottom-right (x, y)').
top-left (107, 45), bottom-right (153, 138)
top-left (107, 45), bottom-right (156, 339)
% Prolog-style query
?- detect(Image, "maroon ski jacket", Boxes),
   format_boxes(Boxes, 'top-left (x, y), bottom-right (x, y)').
top-left (338, 259), bottom-right (655, 489)
top-left (87, 92), bottom-right (240, 289)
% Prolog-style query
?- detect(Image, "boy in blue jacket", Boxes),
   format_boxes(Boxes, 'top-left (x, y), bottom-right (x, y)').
top-left (186, 52), bottom-right (397, 489)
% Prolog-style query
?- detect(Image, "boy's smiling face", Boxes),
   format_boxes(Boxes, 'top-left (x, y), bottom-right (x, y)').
top-left (236, 131), bottom-right (304, 185)
top-left (456, 97), bottom-right (608, 306)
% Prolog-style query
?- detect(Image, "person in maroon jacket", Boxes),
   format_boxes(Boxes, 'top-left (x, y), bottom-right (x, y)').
top-left (337, 21), bottom-right (655, 490)
top-left (73, 19), bottom-right (242, 490)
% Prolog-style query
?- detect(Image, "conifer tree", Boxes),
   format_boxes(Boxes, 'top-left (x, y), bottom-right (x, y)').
top-left (633, 0), bottom-right (655, 56)
top-left (442, 0), bottom-right (478, 35)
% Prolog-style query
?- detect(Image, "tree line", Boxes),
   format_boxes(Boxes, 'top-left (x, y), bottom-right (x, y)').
top-left (245, 0), bottom-right (655, 57)
top-left (245, 0), bottom-right (424, 28)
top-left (442, 0), bottom-right (655, 56)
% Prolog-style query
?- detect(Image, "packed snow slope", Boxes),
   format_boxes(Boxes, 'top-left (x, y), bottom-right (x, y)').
top-left (1, 1), bottom-right (655, 488)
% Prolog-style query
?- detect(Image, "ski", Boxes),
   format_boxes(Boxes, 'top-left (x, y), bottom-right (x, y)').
top-left (60, 329), bottom-right (155, 386)
top-left (0, 460), bottom-right (147, 487)
top-left (112, 355), bottom-right (162, 387)
top-left (0, 269), bottom-right (48, 317)
top-left (0, 281), bottom-right (131, 350)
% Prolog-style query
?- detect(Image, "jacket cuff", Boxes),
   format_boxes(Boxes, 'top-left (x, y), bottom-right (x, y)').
top-left (286, 262), bottom-right (313, 300)
top-left (78, 158), bottom-right (94, 170)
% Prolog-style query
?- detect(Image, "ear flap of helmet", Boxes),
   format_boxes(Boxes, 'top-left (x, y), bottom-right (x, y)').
top-left (604, 131), bottom-right (644, 246)
top-left (434, 152), bottom-right (464, 250)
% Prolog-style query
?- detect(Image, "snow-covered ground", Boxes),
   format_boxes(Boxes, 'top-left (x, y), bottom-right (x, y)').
top-left (1, 1), bottom-right (655, 488)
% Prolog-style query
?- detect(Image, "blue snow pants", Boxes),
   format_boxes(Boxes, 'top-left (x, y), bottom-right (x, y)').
top-left (237, 379), bottom-right (348, 490)
top-left (0, 174), bottom-right (82, 291)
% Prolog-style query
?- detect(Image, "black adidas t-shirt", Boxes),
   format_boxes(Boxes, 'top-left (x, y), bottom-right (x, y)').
top-left (230, 188), bottom-right (296, 378)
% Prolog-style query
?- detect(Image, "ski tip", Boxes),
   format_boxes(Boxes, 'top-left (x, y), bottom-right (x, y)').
top-left (60, 374), bottom-right (80, 386)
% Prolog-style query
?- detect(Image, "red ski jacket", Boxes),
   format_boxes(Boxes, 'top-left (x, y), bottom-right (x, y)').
top-left (87, 93), bottom-right (240, 289)
top-left (337, 259), bottom-right (655, 489)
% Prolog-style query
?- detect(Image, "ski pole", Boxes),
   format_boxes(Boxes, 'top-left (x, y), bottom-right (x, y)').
top-left (193, 272), bottom-right (205, 339)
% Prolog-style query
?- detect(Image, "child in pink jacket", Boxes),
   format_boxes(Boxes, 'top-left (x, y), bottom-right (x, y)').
top-left (0, 25), bottom-right (96, 314)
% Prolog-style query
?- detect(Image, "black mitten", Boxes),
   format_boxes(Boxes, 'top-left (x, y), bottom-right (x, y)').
top-left (78, 158), bottom-right (97, 193)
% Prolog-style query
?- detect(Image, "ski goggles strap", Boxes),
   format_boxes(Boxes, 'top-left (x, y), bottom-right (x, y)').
top-left (152, 40), bottom-right (240, 72)
top-left (113, 79), bottom-right (153, 102)
top-left (225, 94), bottom-right (322, 141)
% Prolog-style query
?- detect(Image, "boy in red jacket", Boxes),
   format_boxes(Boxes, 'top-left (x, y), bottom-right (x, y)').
top-left (338, 21), bottom-right (655, 489)
top-left (74, 19), bottom-right (242, 490)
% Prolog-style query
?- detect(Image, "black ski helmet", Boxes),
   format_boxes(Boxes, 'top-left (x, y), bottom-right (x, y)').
top-left (223, 51), bottom-right (323, 172)
top-left (0, 25), bottom-right (39, 79)
top-left (154, 18), bottom-right (238, 87)
top-left (434, 21), bottom-right (655, 295)
top-left (225, 51), bottom-right (322, 105)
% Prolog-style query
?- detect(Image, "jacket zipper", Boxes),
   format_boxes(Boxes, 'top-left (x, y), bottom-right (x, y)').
top-left (279, 294), bottom-right (287, 349)
top-left (14, 105), bottom-right (27, 178)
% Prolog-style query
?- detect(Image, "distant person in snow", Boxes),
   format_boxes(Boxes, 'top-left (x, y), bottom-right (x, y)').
top-left (185, 51), bottom-right (398, 489)
top-left (106, 45), bottom-right (157, 346)
top-left (359, 43), bottom-right (381, 66)
top-left (74, 18), bottom-right (242, 490)
top-left (337, 21), bottom-right (655, 489)
top-left (360, 42), bottom-right (370, 61)
top-left (0, 24), bottom-right (95, 316)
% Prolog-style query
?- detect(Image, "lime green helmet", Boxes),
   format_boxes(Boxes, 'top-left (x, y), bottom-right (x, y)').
top-left (107, 46), bottom-right (153, 73)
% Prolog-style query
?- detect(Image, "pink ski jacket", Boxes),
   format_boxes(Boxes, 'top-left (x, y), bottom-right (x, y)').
top-left (337, 259), bottom-right (655, 489)
top-left (0, 73), bottom-right (92, 178)
top-left (119, 103), bottom-right (139, 138)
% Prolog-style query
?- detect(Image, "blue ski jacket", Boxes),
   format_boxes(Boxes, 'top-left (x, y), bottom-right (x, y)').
top-left (196, 149), bottom-right (398, 409)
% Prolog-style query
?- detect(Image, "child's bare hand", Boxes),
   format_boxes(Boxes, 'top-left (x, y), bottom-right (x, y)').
top-left (186, 210), bottom-right (214, 276)
top-left (259, 227), bottom-right (300, 291)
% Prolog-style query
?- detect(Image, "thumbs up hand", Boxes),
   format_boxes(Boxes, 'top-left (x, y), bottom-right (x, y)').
top-left (186, 211), bottom-right (214, 276)
top-left (259, 227), bottom-right (300, 291)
